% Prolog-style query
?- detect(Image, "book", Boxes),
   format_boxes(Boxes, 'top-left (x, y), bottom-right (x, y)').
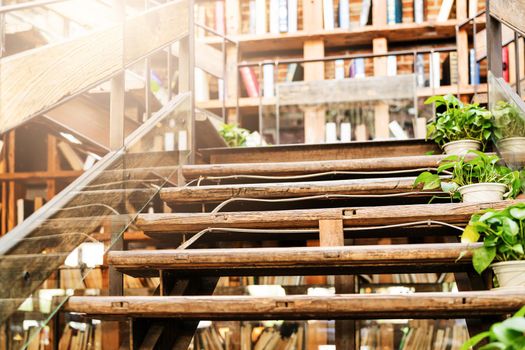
top-left (387, 0), bottom-right (402, 24)
top-left (287, 0), bottom-right (297, 32)
top-left (359, 0), bottom-right (372, 26)
top-left (325, 122), bottom-right (337, 142)
top-left (255, 0), bottom-right (267, 34)
top-left (442, 51), bottom-right (458, 85)
top-left (430, 52), bottom-right (441, 88)
top-left (339, 0), bottom-right (350, 29)
top-left (437, 0), bottom-right (454, 22)
top-left (215, 0), bottom-right (225, 35)
top-left (286, 63), bottom-right (304, 81)
top-left (469, 0), bottom-right (478, 17)
top-left (270, 0), bottom-right (279, 33)
top-left (240, 66), bottom-right (260, 97)
top-left (353, 58), bottom-right (366, 78)
top-left (414, 0), bottom-right (424, 23)
top-left (195, 67), bottom-right (210, 101)
top-left (503, 46), bottom-right (510, 82)
top-left (389, 120), bottom-right (408, 139)
top-left (469, 48), bottom-right (480, 85)
top-left (263, 63), bottom-right (275, 97)
top-left (278, 0), bottom-right (288, 32)
top-left (340, 122), bottom-right (351, 142)
top-left (335, 59), bottom-right (345, 79)
top-left (387, 55), bottom-right (397, 76)
top-left (415, 53), bottom-right (425, 87)
top-left (323, 0), bottom-right (335, 30)
top-left (196, 5), bottom-right (206, 37)
top-left (249, 0), bottom-right (257, 33)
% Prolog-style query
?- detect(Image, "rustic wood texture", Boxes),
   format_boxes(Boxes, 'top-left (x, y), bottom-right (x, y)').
top-left (183, 154), bottom-right (447, 178)
top-left (161, 176), bottom-right (433, 203)
top-left (0, 0), bottom-right (189, 134)
top-left (490, 0), bottom-right (525, 36)
top-left (277, 75), bottom-right (415, 106)
top-left (195, 42), bottom-right (224, 78)
top-left (108, 243), bottom-right (477, 276)
top-left (137, 200), bottom-right (521, 234)
top-left (65, 291), bottom-right (525, 319)
top-left (199, 139), bottom-right (440, 164)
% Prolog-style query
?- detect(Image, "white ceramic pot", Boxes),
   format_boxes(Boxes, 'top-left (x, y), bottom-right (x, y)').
top-left (458, 183), bottom-right (507, 203)
top-left (497, 137), bottom-right (525, 167)
top-left (491, 260), bottom-right (525, 288)
top-left (442, 140), bottom-right (482, 155)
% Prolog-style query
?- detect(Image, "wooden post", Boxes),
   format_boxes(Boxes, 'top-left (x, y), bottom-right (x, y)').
top-left (7, 131), bottom-right (15, 231)
top-left (226, 45), bottom-right (239, 125)
top-left (486, 0), bottom-right (503, 78)
top-left (46, 134), bottom-right (57, 201)
top-left (456, 0), bottom-right (469, 89)
top-left (373, 38), bottom-right (390, 140)
top-left (319, 219), bottom-right (356, 350)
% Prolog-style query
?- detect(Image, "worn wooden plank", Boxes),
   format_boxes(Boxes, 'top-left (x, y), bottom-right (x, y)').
top-left (195, 42), bottom-right (224, 78)
top-left (277, 75), bottom-right (415, 106)
top-left (108, 243), bottom-right (477, 276)
top-left (137, 200), bottom-right (521, 234)
top-left (490, 0), bottom-right (525, 36)
top-left (200, 139), bottom-right (440, 164)
top-left (161, 176), bottom-right (434, 204)
top-left (0, 0), bottom-right (189, 134)
top-left (65, 291), bottom-right (525, 319)
top-left (182, 154), bottom-right (447, 178)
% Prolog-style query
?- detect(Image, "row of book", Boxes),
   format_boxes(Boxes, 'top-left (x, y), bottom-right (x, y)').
top-left (205, 0), bottom-right (475, 36)
top-left (399, 320), bottom-right (469, 350)
top-left (59, 322), bottom-right (102, 350)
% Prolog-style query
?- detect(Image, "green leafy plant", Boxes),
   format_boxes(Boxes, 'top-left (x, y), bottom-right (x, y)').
top-left (461, 305), bottom-right (525, 350)
top-left (425, 94), bottom-right (494, 149)
top-left (219, 123), bottom-right (251, 147)
top-left (461, 203), bottom-right (525, 274)
top-left (414, 151), bottom-right (523, 199)
top-left (492, 100), bottom-right (525, 139)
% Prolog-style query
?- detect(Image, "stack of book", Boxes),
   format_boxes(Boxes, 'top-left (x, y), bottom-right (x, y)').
top-left (59, 322), bottom-right (102, 350)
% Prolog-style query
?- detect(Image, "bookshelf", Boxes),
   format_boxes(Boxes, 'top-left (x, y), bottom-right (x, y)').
top-left (194, 0), bottom-right (514, 144)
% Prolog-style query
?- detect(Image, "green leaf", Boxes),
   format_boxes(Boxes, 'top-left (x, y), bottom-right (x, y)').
top-left (502, 317), bottom-right (525, 332)
top-left (460, 331), bottom-right (491, 350)
top-left (473, 246), bottom-right (496, 274)
top-left (510, 207), bottom-right (525, 220)
top-left (413, 172), bottom-right (441, 190)
top-left (461, 225), bottom-right (480, 243)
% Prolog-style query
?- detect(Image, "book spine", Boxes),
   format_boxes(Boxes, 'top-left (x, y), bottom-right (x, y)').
top-left (414, 0), bottom-right (424, 23)
top-left (263, 63), bottom-right (275, 97)
top-left (503, 46), bottom-right (510, 82)
top-left (286, 63), bottom-right (297, 82)
top-left (323, 0), bottom-right (335, 30)
top-left (215, 0), bottom-right (225, 35)
top-left (325, 122), bottom-right (338, 142)
top-left (430, 52), bottom-right (441, 88)
top-left (278, 0), bottom-right (288, 32)
top-left (249, 0), bottom-right (257, 34)
top-left (240, 66), bottom-right (260, 97)
top-left (449, 51), bottom-right (458, 84)
top-left (287, 0), bottom-right (297, 32)
top-left (335, 59), bottom-right (345, 79)
top-left (340, 122), bottom-right (352, 142)
top-left (415, 54), bottom-right (425, 87)
top-left (469, 48), bottom-right (480, 85)
top-left (355, 58), bottom-right (365, 78)
top-left (339, 0), bottom-right (350, 29)
top-left (270, 0), bottom-right (279, 33)
top-left (255, 0), bottom-right (267, 34)
top-left (359, 0), bottom-right (371, 26)
top-left (194, 67), bottom-right (210, 101)
top-left (387, 0), bottom-right (396, 24)
top-left (395, 0), bottom-right (402, 23)
top-left (387, 55), bottom-right (397, 76)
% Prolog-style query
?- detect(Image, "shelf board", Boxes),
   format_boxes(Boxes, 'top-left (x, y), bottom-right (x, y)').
top-left (197, 84), bottom-right (488, 112)
top-left (199, 20), bottom-right (470, 53)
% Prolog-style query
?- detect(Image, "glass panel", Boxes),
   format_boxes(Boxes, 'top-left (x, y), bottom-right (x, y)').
top-left (0, 92), bottom-right (192, 348)
top-left (488, 72), bottom-right (525, 170)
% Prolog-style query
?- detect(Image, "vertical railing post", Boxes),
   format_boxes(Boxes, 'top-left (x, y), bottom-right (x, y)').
top-left (486, 0), bottom-right (503, 79)
top-left (0, 0), bottom-right (5, 58)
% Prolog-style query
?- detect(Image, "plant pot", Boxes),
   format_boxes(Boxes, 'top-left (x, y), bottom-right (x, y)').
top-left (458, 183), bottom-right (507, 203)
top-left (442, 140), bottom-right (482, 155)
top-left (497, 137), bottom-right (525, 168)
top-left (491, 260), bottom-right (525, 288)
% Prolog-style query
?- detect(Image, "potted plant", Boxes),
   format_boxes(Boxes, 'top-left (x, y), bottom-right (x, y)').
top-left (492, 100), bottom-right (525, 166)
top-left (219, 123), bottom-right (250, 147)
top-left (425, 94), bottom-right (494, 155)
top-left (461, 203), bottom-right (525, 289)
top-left (414, 151), bottom-right (523, 202)
top-left (461, 306), bottom-right (525, 349)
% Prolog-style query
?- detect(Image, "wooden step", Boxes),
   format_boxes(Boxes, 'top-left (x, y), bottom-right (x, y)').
top-left (199, 139), bottom-right (439, 164)
top-left (161, 176), bottom-right (436, 204)
top-left (136, 200), bottom-right (519, 235)
top-left (183, 155), bottom-right (447, 179)
top-left (108, 243), bottom-right (477, 277)
top-left (65, 290), bottom-right (525, 319)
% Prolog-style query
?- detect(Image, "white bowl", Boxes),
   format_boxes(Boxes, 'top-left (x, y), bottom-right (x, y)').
top-left (442, 140), bottom-right (482, 155)
top-left (458, 183), bottom-right (507, 203)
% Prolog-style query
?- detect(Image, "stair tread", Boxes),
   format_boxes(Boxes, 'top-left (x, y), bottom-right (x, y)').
top-left (136, 200), bottom-right (520, 235)
top-left (182, 154), bottom-right (446, 179)
top-left (108, 243), bottom-right (477, 277)
top-left (65, 290), bottom-right (525, 319)
top-left (160, 176), bottom-right (437, 204)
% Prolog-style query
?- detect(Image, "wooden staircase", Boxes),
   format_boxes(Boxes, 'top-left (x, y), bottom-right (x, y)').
top-left (63, 140), bottom-right (525, 349)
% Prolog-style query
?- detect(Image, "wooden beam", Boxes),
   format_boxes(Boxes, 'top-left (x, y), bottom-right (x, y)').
top-left (160, 176), bottom-right (435, 204)
top-left (137, 200), bottom-right (521, 234)
top-left (373, 38), bottom-right (390, 140)
top-left (195, 42), bottom-right (224, 78)
top-left (0, 0), bottom-right (189, 134)
top-left (303, 40), bottom-right (325, 144)
top-left (490, 0), bottom-right (525, 37)
top-left (182, 154), bottom-right (447, 178)
top-left (65, 291), bottom-right (525, 319)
